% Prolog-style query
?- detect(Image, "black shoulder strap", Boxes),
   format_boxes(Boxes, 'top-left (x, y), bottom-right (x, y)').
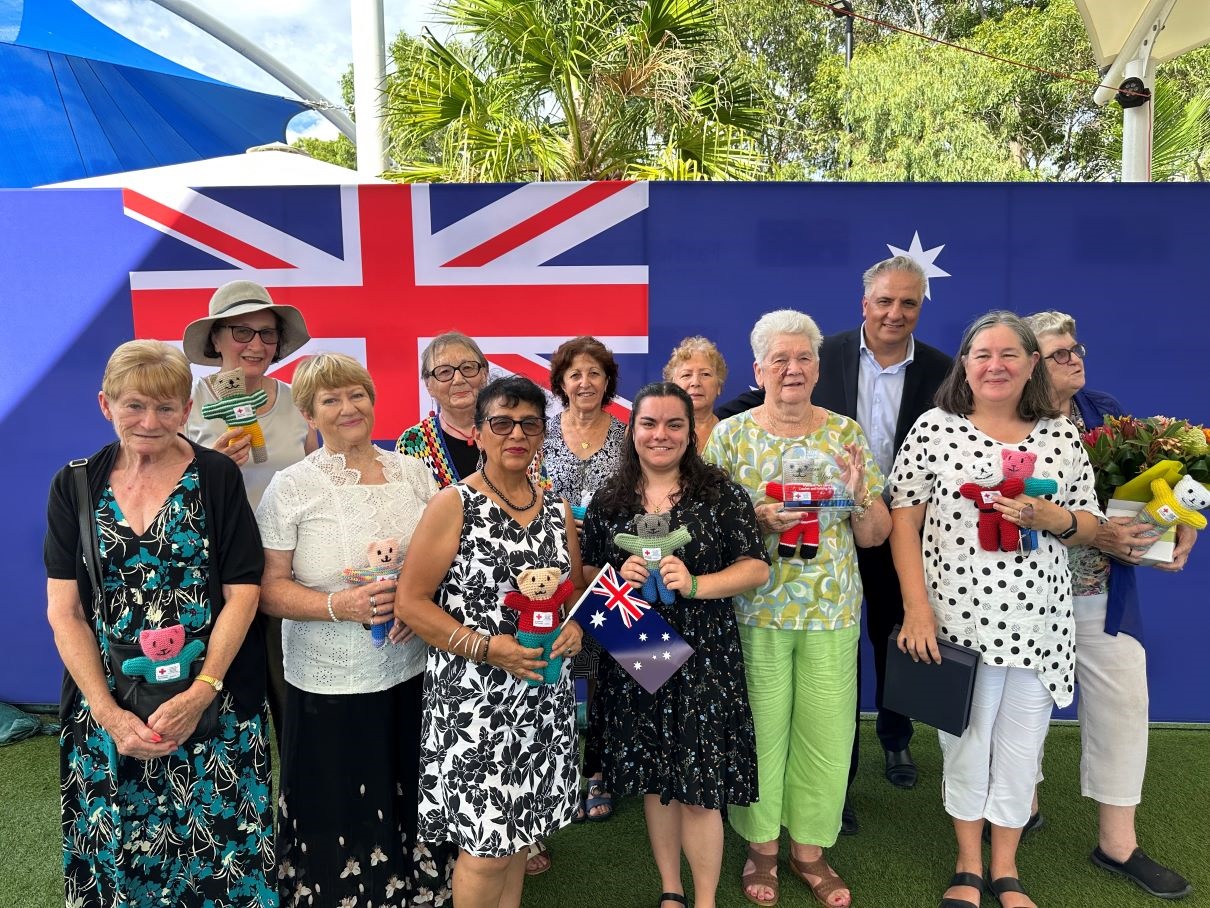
top-left (69, 458), bottom-right (103, 593)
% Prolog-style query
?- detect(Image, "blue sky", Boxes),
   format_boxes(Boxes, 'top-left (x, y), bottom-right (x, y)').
top-left (75, 0), bottom-right (437, 140)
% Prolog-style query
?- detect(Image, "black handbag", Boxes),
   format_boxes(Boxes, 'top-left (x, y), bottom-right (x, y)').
top-left (70, 459), bottom-right (219, 745)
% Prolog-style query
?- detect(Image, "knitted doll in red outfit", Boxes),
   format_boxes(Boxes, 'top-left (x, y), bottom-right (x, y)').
top-left (959, 477), bottom-right (1025, 552)
top-left (765, 481), bottom-right (834, 559)
top-left (504, 567), bottom-right (575, 686)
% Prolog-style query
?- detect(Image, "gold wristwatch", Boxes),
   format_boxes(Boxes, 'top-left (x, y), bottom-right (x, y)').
top-left (196, 673), bottom-right (224, 693)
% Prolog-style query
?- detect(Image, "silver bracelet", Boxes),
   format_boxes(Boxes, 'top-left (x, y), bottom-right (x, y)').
top-left (326, 592), bottom-right (339, 623)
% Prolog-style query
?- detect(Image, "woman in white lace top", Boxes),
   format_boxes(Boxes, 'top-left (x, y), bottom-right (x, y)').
top-left (256, 353), bottom-right (451, 907)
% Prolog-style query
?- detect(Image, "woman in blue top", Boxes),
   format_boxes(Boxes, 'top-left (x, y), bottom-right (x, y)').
top-left (1024, 311), bottom-right (1194, 900)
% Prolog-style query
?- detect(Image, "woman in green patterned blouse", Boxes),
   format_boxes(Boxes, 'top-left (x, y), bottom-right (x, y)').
top-left (704, 310), bottom-right (890, 908)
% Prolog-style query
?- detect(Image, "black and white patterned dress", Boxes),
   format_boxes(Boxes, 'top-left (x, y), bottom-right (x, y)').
top-left (888, 409), bottom-right (1101, 707)
top-left (417, 486), bottom-right (580, 856)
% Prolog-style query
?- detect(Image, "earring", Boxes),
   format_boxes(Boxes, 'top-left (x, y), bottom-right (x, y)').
top-left (476, 449), bottom-right (485, 473)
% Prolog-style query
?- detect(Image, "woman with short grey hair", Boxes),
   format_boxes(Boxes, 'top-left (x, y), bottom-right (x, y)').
top-left (1021, 310), bottom-right (1193, 899)
top-left (705, 309), bottom-right (890, 908)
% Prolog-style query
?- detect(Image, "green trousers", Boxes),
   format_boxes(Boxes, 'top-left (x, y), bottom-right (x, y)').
top-left (728, 622), bottom-right (859, 847)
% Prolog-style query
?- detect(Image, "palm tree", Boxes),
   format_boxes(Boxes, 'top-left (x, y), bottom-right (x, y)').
top-left (383, 0), bottom-right (767, 181)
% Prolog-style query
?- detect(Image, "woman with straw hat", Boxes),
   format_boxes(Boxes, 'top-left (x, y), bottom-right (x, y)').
top-left (182, 280), bottom-right (317, 745)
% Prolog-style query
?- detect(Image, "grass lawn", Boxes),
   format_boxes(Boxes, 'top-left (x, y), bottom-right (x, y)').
top-left (2, 721), bottom-right (1207, 907)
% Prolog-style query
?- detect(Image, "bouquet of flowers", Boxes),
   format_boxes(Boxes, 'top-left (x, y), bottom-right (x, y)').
top-left (1081, 415), bottom-right (1210, 508)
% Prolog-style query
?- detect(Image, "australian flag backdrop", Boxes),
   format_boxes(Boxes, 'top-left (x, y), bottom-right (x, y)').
top-left (2, 180), bottom-right (1207, 723)
top-left (571, 564), bottom-right (694, 693)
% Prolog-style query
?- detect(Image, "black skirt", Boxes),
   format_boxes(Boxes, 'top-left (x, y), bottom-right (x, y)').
top-left (277, 675), bottom-right (455, 907)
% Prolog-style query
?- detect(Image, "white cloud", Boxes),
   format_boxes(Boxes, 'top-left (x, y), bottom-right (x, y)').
top-left (75, 0), bottom-right (434, 138)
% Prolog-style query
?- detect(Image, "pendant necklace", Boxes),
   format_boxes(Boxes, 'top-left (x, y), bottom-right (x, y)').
top-left (440, 413), bottom-right (476, 447)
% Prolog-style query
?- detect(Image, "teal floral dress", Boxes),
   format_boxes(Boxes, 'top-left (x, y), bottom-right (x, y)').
top-left (59, 462), bottom-right (275, 908)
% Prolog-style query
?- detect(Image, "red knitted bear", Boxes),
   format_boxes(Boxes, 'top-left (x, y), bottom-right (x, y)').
top-left (958, 477), bottom-right (1025, 552)
top-left (765, 480), bottom-right (834, 560)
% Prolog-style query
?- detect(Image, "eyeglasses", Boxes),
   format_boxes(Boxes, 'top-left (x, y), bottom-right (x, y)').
top-left (223, 324), bottom-right (280, 344)
top-left (1043, 343), bottom-right (1087, 364)
top-left (427, 361), bottom-right (485, 382)
top-left (485, 416), bottom-right (545, 437)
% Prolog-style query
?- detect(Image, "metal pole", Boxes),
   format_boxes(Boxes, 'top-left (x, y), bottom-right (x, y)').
top-left (143, 0), bottom-right (357, 142)
top-left (1121, 57), bottom-right (1156, 183)
top-left (351, 0), bottom-right (388, 177)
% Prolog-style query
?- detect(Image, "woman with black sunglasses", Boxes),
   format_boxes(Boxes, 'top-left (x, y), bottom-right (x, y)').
top-left (397, 375), bottom-right (586, 908)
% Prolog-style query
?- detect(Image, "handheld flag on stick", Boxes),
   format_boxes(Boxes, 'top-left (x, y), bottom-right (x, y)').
top-left (565, 564), bottom-right (694, 694)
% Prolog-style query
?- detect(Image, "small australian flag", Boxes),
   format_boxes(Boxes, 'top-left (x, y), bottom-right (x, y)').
top-left (567, 564), bottom-right (694, 694)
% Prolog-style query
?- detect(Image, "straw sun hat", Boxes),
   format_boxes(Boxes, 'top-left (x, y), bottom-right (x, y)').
top-left (182, 280), bottom-right (311, 365)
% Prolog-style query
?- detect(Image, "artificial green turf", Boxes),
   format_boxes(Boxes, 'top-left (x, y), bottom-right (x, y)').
top-left (2, 722), bottom-right (1206, 907)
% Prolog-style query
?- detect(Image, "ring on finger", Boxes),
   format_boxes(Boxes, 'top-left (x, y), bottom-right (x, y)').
top-left (370, 594), bottom-right (377, 607)
top-left (371, 604), bottom-right (378, 617)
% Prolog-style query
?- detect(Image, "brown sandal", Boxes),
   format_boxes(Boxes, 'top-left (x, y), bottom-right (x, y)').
top-left (741, 848), bottom-right (780, 907)
top-left (789, 855), bottom-right (851, 908)
top-left (524, 841), bottom-right (551, 876)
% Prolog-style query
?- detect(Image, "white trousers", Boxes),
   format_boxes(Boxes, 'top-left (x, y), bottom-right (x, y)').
top-left (940, 665), bottom-right (1053, 828)
top-left (1074, 594), bottom-right (1149, 806)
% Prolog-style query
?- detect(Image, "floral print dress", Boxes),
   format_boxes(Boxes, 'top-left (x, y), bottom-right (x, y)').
top-left (417, 486), bottom-right (580, 856)
top-left (580, 481), bottom-right (768, 809)
top-left (60, 462), bottom-right (274, 908)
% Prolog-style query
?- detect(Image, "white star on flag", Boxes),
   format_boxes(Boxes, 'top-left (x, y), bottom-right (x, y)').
top-left (639, 633), bottom-right (648, 642)
top-left (590, 611), bottom-right (606, 628)
top-left (634, 661), bottom-right (643, 670)
top-left (661, 633), bottom-right (670, 642)
top-left (887, 231), bottom-right (950, 299)
top-left (663, 651), bottom-right (672, 660)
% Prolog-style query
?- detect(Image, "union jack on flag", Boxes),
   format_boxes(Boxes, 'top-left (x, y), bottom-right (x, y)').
top-left (122, 181), bottom-right (649, 434)
top-left (568, 564), bottom-right (694, 694)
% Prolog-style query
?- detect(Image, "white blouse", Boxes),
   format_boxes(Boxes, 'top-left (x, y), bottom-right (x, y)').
top-left (257, 446), bottom-right (439, 694)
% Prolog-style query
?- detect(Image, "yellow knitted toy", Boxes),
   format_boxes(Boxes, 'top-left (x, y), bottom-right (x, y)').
top-left (1140, 475), bottom-right (1210, 532)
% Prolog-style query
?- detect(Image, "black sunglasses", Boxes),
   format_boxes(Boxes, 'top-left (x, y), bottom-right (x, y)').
top-left (485, 416), bottom-right (545, 437)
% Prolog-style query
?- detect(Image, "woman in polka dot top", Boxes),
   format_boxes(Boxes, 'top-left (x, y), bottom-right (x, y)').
top-left (889, 311), bottom-right (1101, 908)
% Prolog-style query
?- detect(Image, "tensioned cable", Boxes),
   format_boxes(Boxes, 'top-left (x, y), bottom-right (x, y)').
top-left (805, 0), bottom-right (1151, 101)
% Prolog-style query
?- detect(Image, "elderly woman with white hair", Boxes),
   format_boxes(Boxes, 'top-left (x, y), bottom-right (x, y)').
top-left (704, 310), bottom-right (891, 908)
top-left (1021, 310), bottom-right (1194, 900)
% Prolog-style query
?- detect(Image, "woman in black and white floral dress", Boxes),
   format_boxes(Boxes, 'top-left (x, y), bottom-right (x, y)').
top-left (398, 375), bottom-right (585, 908)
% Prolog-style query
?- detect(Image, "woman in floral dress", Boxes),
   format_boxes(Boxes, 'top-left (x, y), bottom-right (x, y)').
top-left (397, 375), bottom-right (585, 908)
top-left (582, 382), bottom-right (770, 908)
top-left (44, 340), bottom-right (272, 908)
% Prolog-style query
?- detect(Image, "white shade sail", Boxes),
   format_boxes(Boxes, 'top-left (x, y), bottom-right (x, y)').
top-left (1075, 0), bottom-right (1210, 66)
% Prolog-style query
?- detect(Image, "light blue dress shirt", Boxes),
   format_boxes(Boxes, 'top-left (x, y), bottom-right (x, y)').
top-left (855, 332), bottom-right (915, 478)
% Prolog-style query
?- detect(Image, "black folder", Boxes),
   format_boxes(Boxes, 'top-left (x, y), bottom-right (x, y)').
top-left (883, 626), bottom-right (980, 737)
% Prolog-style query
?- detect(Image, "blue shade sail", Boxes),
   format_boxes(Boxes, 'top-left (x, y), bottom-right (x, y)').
top-left (0, 0), bottom-right (309, 187)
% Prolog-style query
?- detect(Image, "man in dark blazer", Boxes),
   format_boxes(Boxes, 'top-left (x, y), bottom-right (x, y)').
top-left (716, 255), bottom-right (952, 832)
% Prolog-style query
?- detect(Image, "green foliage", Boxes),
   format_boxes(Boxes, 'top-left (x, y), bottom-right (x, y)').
top-left (382, 0), bottom-right (768, 182)
top-left (292, 134), bottom-right (357, 169)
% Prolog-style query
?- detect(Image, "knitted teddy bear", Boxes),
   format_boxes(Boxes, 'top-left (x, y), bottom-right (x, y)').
top-left (614, 513), bottom-right (693, 605)
top-left (120, 625), bottom-right (206, 684)
top-left (1000, 450), bottom-right (1059, 552)
top-left (342, 537), bottom-right (402, 648)
top-left (201, 368), bottom-right (269, 463)
top-left (503, 567), bottom-right (575, 686)
top-left (959, 475), bottom-right (1025, 552)
top-left (764, 480), bottom-right (835, 560)
top-left (1135, 475), bottom-right (1210, 535)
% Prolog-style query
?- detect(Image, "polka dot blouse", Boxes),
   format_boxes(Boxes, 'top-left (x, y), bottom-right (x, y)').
top-left (889, 408), bottom-right (1102, 707)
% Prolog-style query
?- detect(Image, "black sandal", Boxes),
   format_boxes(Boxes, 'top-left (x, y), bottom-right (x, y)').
top-left (988, 875), bottom-right (1032, 907)
top-left (940, 871), bottom-right (984, 908)
top-left (659, 893), bottom-right (687, 907)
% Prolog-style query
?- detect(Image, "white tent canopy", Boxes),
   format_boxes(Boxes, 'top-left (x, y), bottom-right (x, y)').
top-left (42, 144), bottom-right (388, 188)
top-left (1075, 0), bottom-right (1210, 67)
